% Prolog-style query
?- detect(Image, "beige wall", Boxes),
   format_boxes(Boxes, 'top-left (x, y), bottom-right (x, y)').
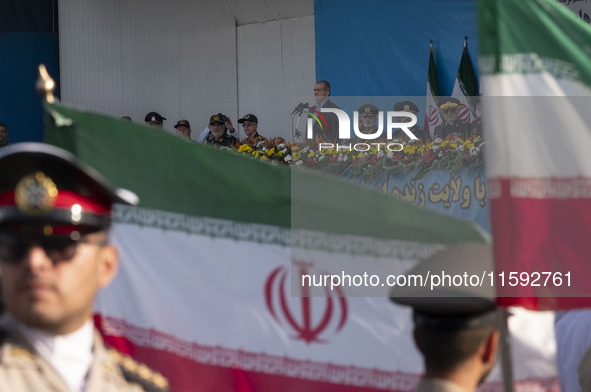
top-left (58, 0), bottom-right (314, 141)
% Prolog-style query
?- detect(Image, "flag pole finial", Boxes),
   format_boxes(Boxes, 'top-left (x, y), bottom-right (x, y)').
top-left (464, 36), bottom-right (468, 49)
top-left (36, 64), bottom-right (56, 104)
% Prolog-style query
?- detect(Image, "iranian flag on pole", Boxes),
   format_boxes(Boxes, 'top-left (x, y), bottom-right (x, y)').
top-left (451, 37), bottom-right (478, 123)
top-left (45, 102), bottom-right (557, 391)
top-left (478, 0), bottom-right (591, 310)
top-left (424, 40), bottom-right (442, 138)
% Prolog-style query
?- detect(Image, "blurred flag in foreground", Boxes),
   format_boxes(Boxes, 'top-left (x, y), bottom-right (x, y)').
top-left (45, 101), bottom-right (555, 391)
top-left (478, 0), bottom-right (591, 310)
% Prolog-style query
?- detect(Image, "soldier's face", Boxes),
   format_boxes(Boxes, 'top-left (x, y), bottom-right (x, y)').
top-left (0, 126), bottom-right (7, 142)
top-left (397, 112), bottom-right (415, 123)
top-left (442, 107), bottom-right (459, 123)
top-left (0, 231), bottom-right (118, 334)
top-left (242, 122), bottom-right (258, 139)
top-left (176, 125), bottom-right (191, 139)
top-left (359, 115), bottom-right (376, 130)
top-left (209, 122), bottom-right (225, 139)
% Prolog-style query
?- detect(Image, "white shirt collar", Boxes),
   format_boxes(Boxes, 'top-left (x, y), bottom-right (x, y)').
top-left (17, 319), bottom-right (94, 392)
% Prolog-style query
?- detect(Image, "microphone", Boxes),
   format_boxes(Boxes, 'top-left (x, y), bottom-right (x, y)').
top-left (291, 102), bottom-right (309, 115)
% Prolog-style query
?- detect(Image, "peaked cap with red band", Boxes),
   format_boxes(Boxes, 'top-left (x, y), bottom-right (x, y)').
top-left (0, 143), bottom-right (138, 236)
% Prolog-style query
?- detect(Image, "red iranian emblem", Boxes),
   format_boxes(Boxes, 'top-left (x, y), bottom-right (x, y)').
top-left (264, 261), bottom-right (348, 344)
top-left (428, 105), bottom-right (439, 126)
top-left (457, 103), bottom-right (471, 122)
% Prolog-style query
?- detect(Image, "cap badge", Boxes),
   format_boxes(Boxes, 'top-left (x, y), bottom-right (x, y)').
top-left (15, 172), bottom-right (58, 214)
top-left (151, 116), bottom-right (156, 122)
top-left (245, 115), bottom-right (250, 119)
top-left (364, 107), bottom-right (371, 113)
top-left (404, 104), bottom-right (409, 110)
top-left (213, 115), bottom-right (220, 121)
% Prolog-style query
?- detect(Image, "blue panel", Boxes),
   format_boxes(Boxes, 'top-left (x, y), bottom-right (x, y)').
top-left (0, 32), bottom-right (59, 143)
top-left (314, 0), bottom-right (478, 96)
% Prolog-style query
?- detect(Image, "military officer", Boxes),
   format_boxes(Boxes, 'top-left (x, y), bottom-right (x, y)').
top-left (206, 113), bottom-right (238, 148)
top-left (237, 114), bottom-right (267, 148)
top-left (470, 97), bottom-right (482, 138)
top-left (351, 104), bottom-right (381, 144)
top-left (144, 112), bottom-right (166, 129)
top-left (0, 143), bottom-right (168, 392)
top-left (433, 98), bottom-right (470, 141)
top-left (392, 101), bottom-right (431, 144)
top-left (174, 119), bottom-right (193, 140)
top-left (390, 243), bottom-right (499, 392)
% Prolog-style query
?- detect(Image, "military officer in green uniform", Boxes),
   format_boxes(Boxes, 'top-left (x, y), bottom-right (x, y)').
top-left (351, 104), bottom-right (382, 144)
top-left (0, 143), bottom-right (168, 392)
top-left (433, 98), bottom-right (470, 141)
top-left (206, 113), bottom-right (238, 149)
top-left (392, 101), bottom-right (431, 144)
top-left (390, 244), bottom-right (499, 392)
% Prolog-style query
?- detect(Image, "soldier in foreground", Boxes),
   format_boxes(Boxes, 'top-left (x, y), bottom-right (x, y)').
top-left (0, 143), bottom-right (168, 392)
top-left (390, 243), bottom-right (499, 392)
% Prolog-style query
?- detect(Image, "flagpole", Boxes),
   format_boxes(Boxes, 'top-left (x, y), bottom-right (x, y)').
top-left (464, 35), bottom-right (467, 50)
top-left (499, 308), bottom-right (514, 392)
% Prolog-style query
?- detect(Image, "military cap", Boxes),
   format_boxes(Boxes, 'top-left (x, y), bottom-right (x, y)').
top-left (0, 143), bottom-right (138, 236)
top-left (390, 243), bottom-right (497, 330)
top-left (439, 97), bottom-right (460, 110)
top-left (120, 116), bottom-right (132, 122)
top-left (357, 104), bottom-right (379, 116)
top-left (237, 114), bottom-right (258, 124)
top-left (174, 119), bottom-right (191, 128)
top-left (209, 113), bottom-right (226, 125)
top-left (144, 112), bottom-right (166, 124)
top-left (394, 100), bottom-right (419, 113)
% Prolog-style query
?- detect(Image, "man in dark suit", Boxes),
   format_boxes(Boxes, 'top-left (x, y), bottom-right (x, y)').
top-left (311, 80), bottom-right (341, 144)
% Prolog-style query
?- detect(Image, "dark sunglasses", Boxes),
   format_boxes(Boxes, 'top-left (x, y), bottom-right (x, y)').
top-left (241, 122), bottom-right (255, 128)
top-left (442, 109), bottom-right (457, 114)
top-left (0, 234), bottom-right (106, 264)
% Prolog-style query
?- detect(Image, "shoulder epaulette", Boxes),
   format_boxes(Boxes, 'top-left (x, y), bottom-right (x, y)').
top-left (108, 349), bottom-right (169, 392)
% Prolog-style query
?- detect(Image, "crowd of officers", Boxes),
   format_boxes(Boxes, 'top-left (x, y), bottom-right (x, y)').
top-left (131, 82), bottom-right (483, 155)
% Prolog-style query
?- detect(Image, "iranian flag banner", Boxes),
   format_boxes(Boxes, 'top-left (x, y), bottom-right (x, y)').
top-left (424, 40), bottom-right (442, 137)
top-left (478, 0), bottom-right (591, 310)
top-left (451, 37), bottom-right (478, 123)
top-left (46, 102), bottom-right (556, 391)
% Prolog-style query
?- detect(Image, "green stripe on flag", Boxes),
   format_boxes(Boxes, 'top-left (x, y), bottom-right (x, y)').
top-left (478, 0), bottom-right (591, 87)
top-left (428, 45), bottom-right (440, 97)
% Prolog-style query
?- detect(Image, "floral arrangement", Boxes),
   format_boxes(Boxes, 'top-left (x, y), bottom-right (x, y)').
top-left (236, 137), bottom-right (293, 165)
top-left (235, 135), bottom-right (484, 180)
top-left (290, 136), bottom-right (484, 181)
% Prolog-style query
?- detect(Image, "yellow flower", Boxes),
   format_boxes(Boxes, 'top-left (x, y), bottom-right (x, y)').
top-left (357, 152), bottom-right (364, 159)
top-left (441, 141), bottom-right (449, 147)
top-left (267, 147), bottom-right (276, 155)
top-left (239, 144), bottom-right (253, 153)
top-left (450, 143), bottom-right (458, 148)
top-left (308, 151), bottom-right (316, 158)
top-left (254, 151), bottom-right (260, 158)
top-left (261, 156), bottom-right (269, 161)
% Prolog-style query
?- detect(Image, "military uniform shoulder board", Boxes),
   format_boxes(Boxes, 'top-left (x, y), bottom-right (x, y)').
top-left (107, 349), bottom-right (169, 392)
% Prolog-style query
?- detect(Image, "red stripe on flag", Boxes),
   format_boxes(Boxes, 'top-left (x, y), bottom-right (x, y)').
top-left (94, 315), bottom-right (558, 391)
top-left (490, 179), bottom-right (591, 310)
